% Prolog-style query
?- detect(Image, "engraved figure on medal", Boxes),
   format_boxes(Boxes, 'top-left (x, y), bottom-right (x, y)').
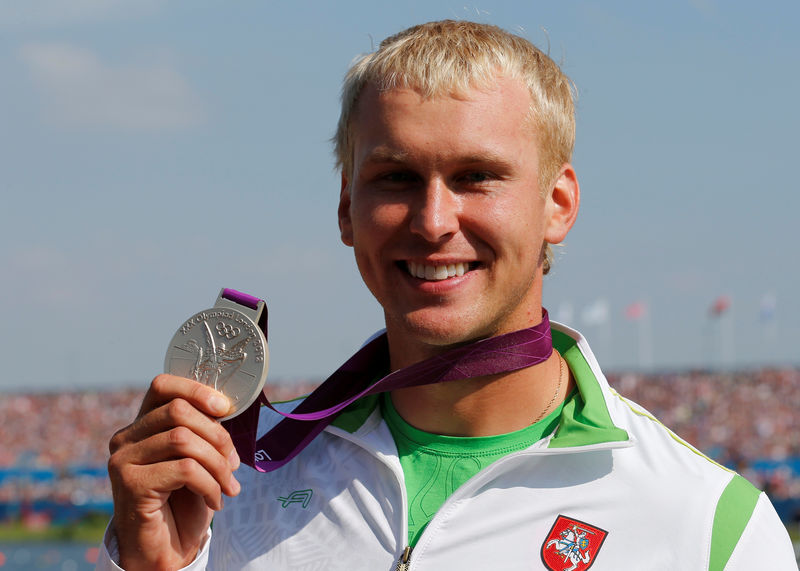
top-left (165, 306), bottom-right (268, 421)
top-left (180, 321), bottom-right (251, 391)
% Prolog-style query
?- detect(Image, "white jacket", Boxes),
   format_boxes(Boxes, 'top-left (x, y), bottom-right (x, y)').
top-left (99, 323), bottom-right (797, 570)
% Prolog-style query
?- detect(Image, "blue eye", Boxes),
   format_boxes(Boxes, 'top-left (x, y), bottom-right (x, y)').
top-left (465, 172), bottom-right (490, 182)
top-left (378, 171), bottom-right (420, 186)
top-left (384, 172), bottom-right (412, 182)
top-left (461, 171), bottom-right (497, 184)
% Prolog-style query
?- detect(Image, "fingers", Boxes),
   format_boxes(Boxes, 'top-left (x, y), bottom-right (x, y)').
top-left (108, 374), bottom-right (243, 570)
top-left (112, 395), bottom-right (237, 461)
top-left (109, 438), bottom-right (239, 518)
top-left (108, 374), bottom-right (242, 514)
top-left (137, 374), bottom-right (232, 419)
top-left (118, 423), bottom-right (241, 497)
top-left (111, 456), bottom-right (234, 511)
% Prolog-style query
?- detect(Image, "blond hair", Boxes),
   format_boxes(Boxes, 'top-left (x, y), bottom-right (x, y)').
top-left (334, 20), bottom-right (576, 273)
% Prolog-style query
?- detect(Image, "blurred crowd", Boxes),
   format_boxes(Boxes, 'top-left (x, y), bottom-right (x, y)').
top-left (0, 370), bottom-right (798, 524)
top-left (609, 367), bottom-right (800, 504)
top-left (0, 382), bottom-right (318, 524)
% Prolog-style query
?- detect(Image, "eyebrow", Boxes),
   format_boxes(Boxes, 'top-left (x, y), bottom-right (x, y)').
top-left (360, 147), bottom-right (516, 170)
top-left (360, 148), bottom-right (410, 166)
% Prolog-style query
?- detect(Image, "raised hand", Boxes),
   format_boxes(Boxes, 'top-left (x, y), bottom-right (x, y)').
top-left (107, 374), bottom-right (241, 570)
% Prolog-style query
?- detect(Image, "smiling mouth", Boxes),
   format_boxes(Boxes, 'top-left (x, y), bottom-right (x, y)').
top-left (404, 261), bottom-right (477, 281)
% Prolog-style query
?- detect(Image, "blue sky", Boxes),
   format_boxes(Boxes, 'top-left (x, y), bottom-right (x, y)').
top-left (1, 1), bottom-right (798, 391)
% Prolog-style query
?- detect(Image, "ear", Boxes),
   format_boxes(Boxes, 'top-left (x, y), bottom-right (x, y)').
top-left (338, 172), bottom-right (354, 247)
top-left (544, 163), bottom-right (580, 245)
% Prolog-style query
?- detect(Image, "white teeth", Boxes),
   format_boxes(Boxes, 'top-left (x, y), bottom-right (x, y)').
top-left (407, 262), bottom-right (470, 281)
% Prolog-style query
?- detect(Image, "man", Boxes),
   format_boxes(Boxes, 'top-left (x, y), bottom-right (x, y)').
top-left (99, 20), bottom-right (796, 570)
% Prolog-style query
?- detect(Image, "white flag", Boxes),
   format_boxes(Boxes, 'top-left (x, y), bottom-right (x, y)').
top-left (582, 298), bottom-right (610, 326)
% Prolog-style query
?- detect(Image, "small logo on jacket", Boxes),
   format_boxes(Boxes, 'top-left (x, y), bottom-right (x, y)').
top-left (541, 515), bottom-right (607, 571)
top-left (276, 489), bottom-right (313, 508)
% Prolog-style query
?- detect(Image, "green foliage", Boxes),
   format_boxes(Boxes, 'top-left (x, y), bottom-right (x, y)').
top-left (0, 513), bottom-right (108, 543)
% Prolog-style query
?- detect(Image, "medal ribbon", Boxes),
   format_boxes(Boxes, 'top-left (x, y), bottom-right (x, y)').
top-left (221, 290), bottom-right (554, 473)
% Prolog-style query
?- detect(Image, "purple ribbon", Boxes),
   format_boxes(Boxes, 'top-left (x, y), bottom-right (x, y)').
top-left (221, 288), bottom-right (261, 311)
top-left (223, 300), bottom-right (554, 473)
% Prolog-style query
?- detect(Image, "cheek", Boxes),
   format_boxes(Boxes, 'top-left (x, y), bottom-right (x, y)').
top-left (494, 198), bottom-right (546, 237)
top-left (349, 203), bottom-right (401, 270)
top-left (354, 202), bottom-right (408, 236)
top-left (464, 200), bottom-right (540, 245)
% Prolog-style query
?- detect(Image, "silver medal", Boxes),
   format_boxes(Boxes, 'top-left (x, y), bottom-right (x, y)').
top-left (164, 290), bottom-right (269, 421)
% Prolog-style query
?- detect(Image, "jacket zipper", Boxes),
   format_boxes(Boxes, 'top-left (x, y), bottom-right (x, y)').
top-left (329, 410), bottom-right (630, 569)
top-left (395, 546), bottom-right (412, 570)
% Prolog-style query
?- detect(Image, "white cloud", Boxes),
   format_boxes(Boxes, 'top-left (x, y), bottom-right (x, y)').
top-left (20, 42), bottom-right (205, 131)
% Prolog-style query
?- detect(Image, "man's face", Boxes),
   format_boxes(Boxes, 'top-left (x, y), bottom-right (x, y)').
top-left (338, 76), bottom-right (577, 365)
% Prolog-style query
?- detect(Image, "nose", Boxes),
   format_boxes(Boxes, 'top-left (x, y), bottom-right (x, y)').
top-left (408, 180), bottom-right (460, 242)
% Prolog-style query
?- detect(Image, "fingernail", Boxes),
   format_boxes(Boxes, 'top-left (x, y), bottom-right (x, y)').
top-left (228, 448), bottom-right (240, 470)
top-left (229, 474), bottom-right (241, 495)
top-left (209, 395), bottom-right (229, 415)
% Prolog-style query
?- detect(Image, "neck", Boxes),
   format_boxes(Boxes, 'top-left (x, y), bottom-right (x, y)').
top-left (389, 350), bottom-right (573, 437)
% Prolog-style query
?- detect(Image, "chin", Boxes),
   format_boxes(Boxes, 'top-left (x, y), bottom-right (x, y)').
top-left (392, 310), bottom-right (493, 349)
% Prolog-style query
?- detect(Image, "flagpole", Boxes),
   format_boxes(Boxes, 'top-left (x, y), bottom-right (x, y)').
top-left (708, 295), bottom-right (732, 370)
top-left (624, 301), bottom-right (651, 371)
top-left (722, 300), bottom-right (734, 370)
top-left (759, 292), bottom-right (777, 363)
top-left (639, 307), bottom-right (653, 371)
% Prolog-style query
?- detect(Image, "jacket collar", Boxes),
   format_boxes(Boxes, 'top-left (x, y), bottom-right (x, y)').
top-left (330, 324), bottom-right (630, 449)
top-left (548, 324), bottom-right (629, 448)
